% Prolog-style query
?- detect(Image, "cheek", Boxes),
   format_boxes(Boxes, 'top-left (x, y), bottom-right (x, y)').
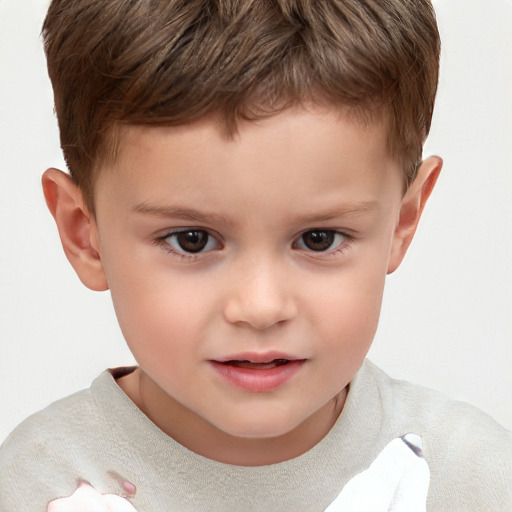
top-left (107, 269), bottom-right (213, 364)
top-left (315, 285), bottom-right (383, 396)
top-left (310, 262), bottom-right (387, 353)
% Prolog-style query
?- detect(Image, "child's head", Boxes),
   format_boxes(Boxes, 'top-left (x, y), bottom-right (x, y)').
top-left (41, 0), bottom-right (443, 463)
top-left (42, 0), bottom-right (440, 213)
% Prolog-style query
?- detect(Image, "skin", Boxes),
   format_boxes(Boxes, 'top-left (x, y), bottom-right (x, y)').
top-left (43, 106), bottom-right (441, 466)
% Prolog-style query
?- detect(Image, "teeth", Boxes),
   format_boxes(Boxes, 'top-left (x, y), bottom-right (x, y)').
top-left (224, 359), bottom-right (289, 369)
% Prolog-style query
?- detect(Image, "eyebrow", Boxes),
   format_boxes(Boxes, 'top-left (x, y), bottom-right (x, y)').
top-left (132, 202), bottom-right (232, 226)
top-left (132, 200), bottom-right (378, 226)
top-left (294, 201), bottom-right (379, 224)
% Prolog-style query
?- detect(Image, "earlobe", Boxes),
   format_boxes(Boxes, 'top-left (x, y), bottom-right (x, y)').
top-left (42, 168), bottom-right (109, 291)
top-left (387, 156), bottom-right (443, 274)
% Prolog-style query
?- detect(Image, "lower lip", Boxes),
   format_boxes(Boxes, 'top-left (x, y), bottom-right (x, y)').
top-left (209, 360), bottom-right (306, 392)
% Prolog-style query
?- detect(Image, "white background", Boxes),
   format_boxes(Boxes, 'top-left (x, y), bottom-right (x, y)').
top-left (1, 0), bottom-right (511, 444)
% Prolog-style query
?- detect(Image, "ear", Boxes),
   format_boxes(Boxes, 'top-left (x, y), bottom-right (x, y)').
top-left (42, 168), bottom-right (109, 291)
top-left (387, 156), bottom-right (443, 274)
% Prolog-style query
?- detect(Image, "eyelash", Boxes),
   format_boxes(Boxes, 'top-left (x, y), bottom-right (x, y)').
top-left (153, 228), bottom-right (223, 262)
top-left (292, 230), bottom-right (352, 258)
top-left (153, 228), bottom-right (354, 261)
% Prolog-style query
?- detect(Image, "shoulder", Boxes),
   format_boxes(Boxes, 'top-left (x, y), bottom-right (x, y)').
top-left (0, 385), bottom-right (97, 468)
top-left (360, 360), bottom-right (512, 510)
top-left (361, 359), bottom-right (511, 436)
top-left (0, 372), bottom-right (114, 509)
top-left (1, 386), bottom-right (95, 457)
top-left (0, 368), bottom-right (136, 460)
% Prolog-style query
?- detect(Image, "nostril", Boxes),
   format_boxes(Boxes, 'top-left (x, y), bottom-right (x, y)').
top-left (223, 294), bottom-right (298, 329)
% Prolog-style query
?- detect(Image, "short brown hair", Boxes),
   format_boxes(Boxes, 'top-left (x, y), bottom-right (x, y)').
top-left (43, 0), bottom-right (440, 211)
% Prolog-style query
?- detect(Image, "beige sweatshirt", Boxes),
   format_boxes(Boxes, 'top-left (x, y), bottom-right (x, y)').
top-left (1, 360), bottom-right (510, 511)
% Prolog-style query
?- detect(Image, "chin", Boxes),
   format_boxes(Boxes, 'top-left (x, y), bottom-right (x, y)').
top-left (212, 410), bottom-right (304, 440)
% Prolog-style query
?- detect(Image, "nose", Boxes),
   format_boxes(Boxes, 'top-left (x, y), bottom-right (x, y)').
top-left (223, 257), bottom-right (298, 330)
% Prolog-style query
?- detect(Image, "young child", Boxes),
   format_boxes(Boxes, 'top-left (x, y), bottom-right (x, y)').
top-left (1, 0), bottom-right (511, 510)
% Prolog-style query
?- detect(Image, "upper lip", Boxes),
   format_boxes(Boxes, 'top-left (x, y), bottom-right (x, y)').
top-left (212, 351), bottom-right (302, 363)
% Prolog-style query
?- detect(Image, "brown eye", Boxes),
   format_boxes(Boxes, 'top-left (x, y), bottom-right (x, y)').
top-left (167, 230), bottom-right (218, 253)
top-left (298, 230), bottom-right (344, 252)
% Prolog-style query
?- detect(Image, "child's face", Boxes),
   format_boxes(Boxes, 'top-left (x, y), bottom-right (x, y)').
top-left (56, 106), bottom-right (437, 458)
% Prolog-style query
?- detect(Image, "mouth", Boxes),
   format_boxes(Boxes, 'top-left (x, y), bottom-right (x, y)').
top-left (209, 354), bottom-right (306, 392)
top-left (220, 358), bottom-right (292, 370)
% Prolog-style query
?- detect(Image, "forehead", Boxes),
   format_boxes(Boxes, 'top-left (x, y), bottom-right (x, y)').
top-left (94, 106), bottom-right (401, 218)
top-left (115, 104), bottom-right (389, 166)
